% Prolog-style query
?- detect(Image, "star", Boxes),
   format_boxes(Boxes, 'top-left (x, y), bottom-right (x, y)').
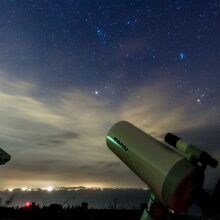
top-left (96, 28), bottom-right (101, 35)
top-left (196, 98), bottom-right (201, 104)
top-left (179, 52), bottom-right (186, 60)
top-left (94, 90), bottom-right (99, 95)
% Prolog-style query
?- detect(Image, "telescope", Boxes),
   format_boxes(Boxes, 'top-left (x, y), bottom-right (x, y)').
top-left (106, 121), bottom-right (219, 220)
top-left (0, 148), bottom-right (11, 165)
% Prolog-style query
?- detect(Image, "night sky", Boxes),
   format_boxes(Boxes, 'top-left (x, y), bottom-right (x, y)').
top-left (0, 0), bottom-right (219, 189)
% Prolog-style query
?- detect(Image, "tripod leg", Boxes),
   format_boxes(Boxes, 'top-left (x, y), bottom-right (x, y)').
top-left (140, 193), bottom-right (170, 220)
top-left (140, 208), bottom-right (154, 220)
top-left (212, 178), bottom-right (220, 214)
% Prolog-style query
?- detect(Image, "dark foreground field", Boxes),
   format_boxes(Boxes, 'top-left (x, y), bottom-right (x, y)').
top-left (0, 205), bottom-right (216, 220)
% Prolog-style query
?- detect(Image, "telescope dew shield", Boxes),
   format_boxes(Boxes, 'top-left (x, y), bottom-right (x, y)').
top-left (106, 121), bottom-right (203, 212)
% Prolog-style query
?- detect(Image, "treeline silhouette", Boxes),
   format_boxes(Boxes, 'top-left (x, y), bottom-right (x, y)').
top-left (0, 202), bottom-right (140, 220)
top-left (0, 192), bottom-right (220, 220)
top-left (0, 202), bottom-right (212, 220)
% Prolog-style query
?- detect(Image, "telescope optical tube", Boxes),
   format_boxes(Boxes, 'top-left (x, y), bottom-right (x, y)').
top-left (106, 121), bottom-right (204, 212)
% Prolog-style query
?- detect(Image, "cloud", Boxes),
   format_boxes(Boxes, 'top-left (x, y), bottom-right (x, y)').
top-left (37, 132), bottom-right (80, 147)
top-left (0, 72), bottom-right (219, 188)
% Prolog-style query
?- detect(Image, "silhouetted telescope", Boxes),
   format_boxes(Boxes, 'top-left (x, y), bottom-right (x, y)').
top-left (0, 148), bottom-right (11, 165)
top-left (106, 121), bottom-right (219, 220)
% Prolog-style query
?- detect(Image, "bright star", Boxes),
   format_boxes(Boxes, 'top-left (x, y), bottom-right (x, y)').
top-left (179, 52), bottom-right (185, 60)
top-left (94, 90), bottom-right (99, 95)
top-left (97, 28), bottom-right (101, 34)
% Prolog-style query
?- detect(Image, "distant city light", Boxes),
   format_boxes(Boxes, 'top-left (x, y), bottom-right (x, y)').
top-left (8, 188), bottom-right (13, 192)
top-left (47, 186), bottom-right (54, 192)
top-left (22, 187), bottom-right (27, 191)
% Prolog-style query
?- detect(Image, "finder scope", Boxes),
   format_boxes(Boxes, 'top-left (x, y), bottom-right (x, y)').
top-left (165, 133), bottom-right (218, 168)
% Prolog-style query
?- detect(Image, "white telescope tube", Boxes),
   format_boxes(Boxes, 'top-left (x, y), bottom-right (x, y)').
top-left (106, 121), bottom-right (203, 212)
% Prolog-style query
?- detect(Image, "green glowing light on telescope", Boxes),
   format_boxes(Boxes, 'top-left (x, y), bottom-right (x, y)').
top-left (107, 136), bottom-right (122, 149)
top-left (106, 136), bottom-right (128, 151)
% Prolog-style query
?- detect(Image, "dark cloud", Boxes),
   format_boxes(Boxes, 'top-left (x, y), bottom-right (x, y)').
top-left (37, 131), bottom-right (80, 147)
top-left (78, 162), bottom-right (122, 174)
top-left (8, 159), bottom-right (63, 173)
top-left (37, 140), bottom-right (65, 147)
top-left (78, 165), bottom-right (90, 170)
top-left (49, 132), bottom-right (80, 140)
top-left (104, 162), bottom-right (122, 168)
top-left (96, 161), bottom-right (106, 165)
